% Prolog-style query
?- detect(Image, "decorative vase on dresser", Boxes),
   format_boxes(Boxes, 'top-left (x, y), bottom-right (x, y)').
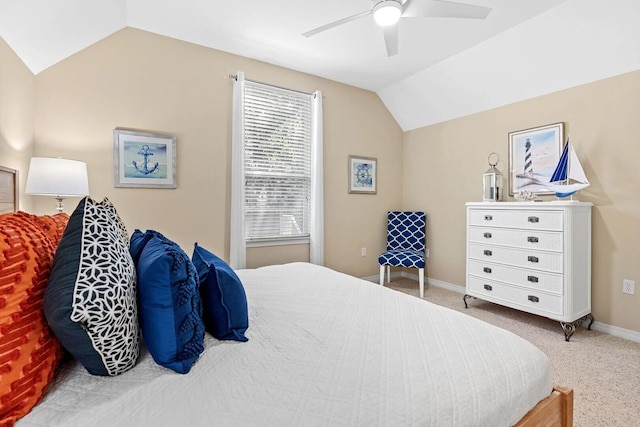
top-left (464, 201), bottom-right (593, 341)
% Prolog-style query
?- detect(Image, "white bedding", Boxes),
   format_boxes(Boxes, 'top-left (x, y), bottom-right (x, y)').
top-left (18, 263), bottom-right (552, 427)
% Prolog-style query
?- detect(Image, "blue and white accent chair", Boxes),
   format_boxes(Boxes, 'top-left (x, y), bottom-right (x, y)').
top-left (378, 211), bottom-right (427, 298)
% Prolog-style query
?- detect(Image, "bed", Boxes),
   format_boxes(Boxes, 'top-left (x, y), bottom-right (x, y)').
top-left (14, 262), bottom-right (571, 427)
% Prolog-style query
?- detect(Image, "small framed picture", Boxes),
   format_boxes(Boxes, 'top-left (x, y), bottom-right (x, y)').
top-left (113, 129), bottom-right (177, 188)
top-left (348, 155), bottom-right (377, 194)
top-left (508, 122), bottom-right (563, 196)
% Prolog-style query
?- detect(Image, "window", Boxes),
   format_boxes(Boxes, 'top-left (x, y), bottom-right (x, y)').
top-left (243, 81), bottom-right (313, 244)
top-left (230, 72), bottom-right (323, 269)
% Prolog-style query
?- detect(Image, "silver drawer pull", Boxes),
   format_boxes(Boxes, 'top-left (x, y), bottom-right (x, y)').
top-left (484, 250), bottom-right (493, 256)
top-left (483, 232), bottom-right (492, 238)
top-left (527, 236), bottom-right (539, 243)
top-left (483, 267), bottom-right (492, 274)
top-left (528, 295), bottom-right (539, 303)
top-left (484, 215), bottom-right (493, 221)
top-left (484, 284), bottom-right (493, 291)
top-left (527, 275), bottom-right (539, 283)
top-left (527, 256), bottom-right (539, 263)
top-left (528, 216), bottom-right (540, 223)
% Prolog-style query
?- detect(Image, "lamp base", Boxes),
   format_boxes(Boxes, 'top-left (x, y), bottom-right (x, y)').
top-left (55, 196), bottom-right (65, 213)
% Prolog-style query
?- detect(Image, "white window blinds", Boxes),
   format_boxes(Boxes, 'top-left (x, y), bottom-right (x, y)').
top-left (243, 81), bottom-right (313, 242)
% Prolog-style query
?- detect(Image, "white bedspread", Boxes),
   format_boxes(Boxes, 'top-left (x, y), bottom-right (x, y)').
top-left (19, 263), bottom-right (552, 427)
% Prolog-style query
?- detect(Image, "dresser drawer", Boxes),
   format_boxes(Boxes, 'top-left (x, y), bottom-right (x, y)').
top-left (468, 243), bottom-right (563, 273)
top-left (468, 226), bottom-right (563, 252)
top-left (467, 276), bottom-right (563, 316)
top-left (468, 259), bottom-right (563, 294)
top-left (468, 209), bottom-right (564, 231)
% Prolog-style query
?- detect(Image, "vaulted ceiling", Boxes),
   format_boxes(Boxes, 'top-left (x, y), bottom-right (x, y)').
top-left (1, 0), bottom-right (638, 131)
top-left (1, 0), bottom-right (567, 90)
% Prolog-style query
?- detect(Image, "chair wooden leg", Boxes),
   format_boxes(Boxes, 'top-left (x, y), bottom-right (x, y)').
top-left (379, 265), bottom-right (385, 286)
top-left (386, 265), bottom-right (391, 284)
top-left (419, 268), bottom-right (424, 299)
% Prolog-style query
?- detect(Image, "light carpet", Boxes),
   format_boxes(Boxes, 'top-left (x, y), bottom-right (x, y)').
top-left (386, 278), bottom-right (640, 427)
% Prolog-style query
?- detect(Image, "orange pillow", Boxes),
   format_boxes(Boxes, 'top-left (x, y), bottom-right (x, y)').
top-left (32, 213), bottom-right (70, 248)
top-left (0, 212), bottom-right (65, 426)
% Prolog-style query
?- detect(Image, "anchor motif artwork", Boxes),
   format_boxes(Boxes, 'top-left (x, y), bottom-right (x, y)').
top-left (113, 129), bottom-right (177, 188)
top-left (131, 144), bottom-right (161, 176)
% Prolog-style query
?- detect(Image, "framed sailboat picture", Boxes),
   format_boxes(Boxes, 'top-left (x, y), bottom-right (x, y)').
top-left (508, 123), bottom-right (563, 196)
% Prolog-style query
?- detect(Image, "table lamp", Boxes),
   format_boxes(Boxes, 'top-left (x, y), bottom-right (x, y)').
top-left (25, 157), bottom-right (89, 212)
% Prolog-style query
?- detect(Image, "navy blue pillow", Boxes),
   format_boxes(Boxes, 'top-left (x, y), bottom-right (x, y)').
top-left (44, 197), bottom-right (139, 376)
top-left (192, 243), bottom-right (249, 342)
top-left (131, 230), bottom-right (205, 374)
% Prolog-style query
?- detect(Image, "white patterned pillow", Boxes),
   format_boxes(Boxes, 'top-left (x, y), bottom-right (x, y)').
top-left (44, 197), bottom-right (139, 376)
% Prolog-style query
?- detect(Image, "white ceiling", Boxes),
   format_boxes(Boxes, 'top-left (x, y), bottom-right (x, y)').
top-left (0, 0), bottom-right (569, 92)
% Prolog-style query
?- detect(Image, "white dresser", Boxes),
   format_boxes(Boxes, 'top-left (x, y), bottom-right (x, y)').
top-left (464, 201), bottom-right (593, 341)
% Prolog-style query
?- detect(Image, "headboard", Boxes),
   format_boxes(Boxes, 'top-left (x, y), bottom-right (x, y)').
top-left (0, 165), bottom-right (18, 214)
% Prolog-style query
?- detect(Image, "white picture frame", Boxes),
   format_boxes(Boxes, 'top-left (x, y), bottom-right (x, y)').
top-left (348, 155), bottom-right (377, 194)
top-left (113, 129), bottom-right (177, 189)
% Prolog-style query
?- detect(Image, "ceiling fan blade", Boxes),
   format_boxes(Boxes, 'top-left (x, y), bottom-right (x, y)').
top-left (403, 0), bottom-right (492, 20)
top-left (382, 25), bottom-right (399, 57)
top-left (303, 10), bottom-right (372, 37)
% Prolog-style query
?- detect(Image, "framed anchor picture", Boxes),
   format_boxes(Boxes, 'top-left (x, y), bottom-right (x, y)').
top-left (113, 129), bottom-right (177, 188)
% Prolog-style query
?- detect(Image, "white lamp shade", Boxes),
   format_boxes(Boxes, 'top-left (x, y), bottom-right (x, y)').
top-left (373, 1), bottom-right (402, 27)
top-left (25, 157), bottom-right (89, 197)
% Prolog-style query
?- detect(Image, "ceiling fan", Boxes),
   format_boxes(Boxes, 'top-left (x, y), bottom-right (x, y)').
top-left (302, 0), bottom-right (492, 57)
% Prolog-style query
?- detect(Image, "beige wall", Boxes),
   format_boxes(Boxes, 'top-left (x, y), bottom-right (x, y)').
top-left (31, 28), bottom-right (403, 278)
top-left (0, 37), bottom-right (35, 211)
top-left (403, 70), bottom-right (640, 332)
top-left (6, 28), bottom-right (637, 333)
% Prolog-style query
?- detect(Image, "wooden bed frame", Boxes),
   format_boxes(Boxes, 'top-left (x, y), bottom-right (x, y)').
top-left (0, 165), bottom-right (19, 214)
top-left (516, 386), bottom-right (573, 426)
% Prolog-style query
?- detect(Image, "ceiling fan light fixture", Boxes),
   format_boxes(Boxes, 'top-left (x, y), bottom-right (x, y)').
top-left (373, 1), bottom-right (402, 27)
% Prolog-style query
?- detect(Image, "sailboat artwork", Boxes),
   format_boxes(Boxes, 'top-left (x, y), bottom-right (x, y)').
top-left (545, 138), bottom-right (590, 198)
top-left (512, 134), bottom-right (590, 199)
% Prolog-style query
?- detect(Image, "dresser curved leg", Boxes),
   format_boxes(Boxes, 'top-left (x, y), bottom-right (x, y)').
top-left (463, 294), bottom-right (476, 309)
top-left (560, 321), bottom-right (576, 342)
top-left (560, 314), bottom-right (594, 341)
top-left (584, 313), bottom-right (594, 330)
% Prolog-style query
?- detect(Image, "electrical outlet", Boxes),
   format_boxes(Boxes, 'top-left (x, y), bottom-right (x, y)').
top-left (623, 279), bottom-right (635, 295)
top-left (361, 247), bottom-right (366, 257)
top-left (425, 249), bottom-right (430, 258)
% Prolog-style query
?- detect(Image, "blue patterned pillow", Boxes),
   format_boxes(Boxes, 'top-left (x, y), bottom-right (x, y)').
top-left (192, 244), bottom-right (249, 342)
top-left (44, 197), bottom-right (139, 376)
top-left (131, 230), bottom-right (205, 374)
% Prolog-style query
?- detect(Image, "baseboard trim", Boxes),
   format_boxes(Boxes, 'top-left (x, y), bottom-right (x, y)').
top-left (361, 271), bottom-right (406, 284)
top-left (590, 321), bottom-right (640, 343)
top-left (360, 274), bottom-right (382, 283)
top-left (362, 271), bottom-right (640, 344)
top-left (398, 271), bottom-right (465, 294)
